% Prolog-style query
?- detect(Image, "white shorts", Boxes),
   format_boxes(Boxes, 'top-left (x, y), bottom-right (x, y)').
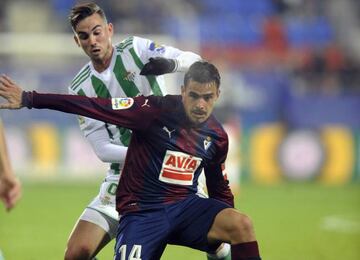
top-left (79, 179), bottom-right (120, 239)
top-left (79, 174), bottom-right (208, 239)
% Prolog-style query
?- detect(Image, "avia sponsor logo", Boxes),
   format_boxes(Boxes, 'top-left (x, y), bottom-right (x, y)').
top-left (159, 150), bottom-right (202, 186)
top-left (111, 97), bottom-right (134, 110)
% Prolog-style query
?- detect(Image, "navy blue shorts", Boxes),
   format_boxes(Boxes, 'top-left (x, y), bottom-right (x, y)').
top-left (114, 195), bottom-right (231, 260)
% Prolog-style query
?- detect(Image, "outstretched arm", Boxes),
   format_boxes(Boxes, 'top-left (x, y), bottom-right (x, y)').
top-left (0, 75), bottom-right (158, 131)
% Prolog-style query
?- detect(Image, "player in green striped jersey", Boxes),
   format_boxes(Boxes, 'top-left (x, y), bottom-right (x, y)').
top-left (65, 3), bottom-right (230, 260)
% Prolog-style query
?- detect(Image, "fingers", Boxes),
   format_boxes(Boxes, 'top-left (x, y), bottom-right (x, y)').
top-left (3, 75), bottom-right (16, 85)
top-left (0, 89), bottom-right (8, 97)
top-left (0, 75), bottom-right (11, 88)
top-left (0, 89), bottom-right (13, 109)
top-left (0, 177), bottom-right (22, 211)
top-left (0, 104), bottom-right (12, 109)
top-left (0, 74), bottom-right (16, 87)
top-left (6, 183), bottom-right (22, 211)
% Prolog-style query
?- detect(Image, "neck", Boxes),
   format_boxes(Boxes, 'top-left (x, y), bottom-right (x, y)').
top-left (92, 46), bottom-right (114, 73)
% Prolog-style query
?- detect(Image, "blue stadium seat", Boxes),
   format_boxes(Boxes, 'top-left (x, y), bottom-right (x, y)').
top-left (197, 0), bottom-right (274, 16)
top-left (199, 15), bottom-right (264, 46)
top-left (285, 17), bottom-right (334, 48)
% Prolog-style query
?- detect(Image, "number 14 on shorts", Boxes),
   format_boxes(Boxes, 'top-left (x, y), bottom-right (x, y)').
top-left (118, 244), bottom-right (142, 260)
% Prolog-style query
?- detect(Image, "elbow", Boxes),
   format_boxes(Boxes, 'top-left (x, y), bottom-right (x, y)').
top-left (94, 151), bottom-right (109, 162)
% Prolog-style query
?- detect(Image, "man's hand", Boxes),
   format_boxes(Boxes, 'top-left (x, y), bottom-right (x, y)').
top-left (0, 75), bottom-right (24, 109)
top-left (0, 174), bottom-right (21, 211)
top-left (140, 57), bottom-right (176, 76)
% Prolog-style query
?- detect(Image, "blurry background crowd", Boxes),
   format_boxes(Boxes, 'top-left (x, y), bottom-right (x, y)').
top-left (1, 0), bottom-right (360, 186)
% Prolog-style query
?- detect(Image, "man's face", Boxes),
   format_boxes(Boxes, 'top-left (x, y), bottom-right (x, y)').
top-left (181, 79), bottom-right (220, 125)
top-left (74, 13), bottom-right (113, 63)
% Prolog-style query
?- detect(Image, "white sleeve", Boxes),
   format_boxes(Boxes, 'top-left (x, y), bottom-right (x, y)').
top-left (173, 51), bottom-right (202, 72)
top-left (86, 125), bottom-right (128, 163)
top-left (68, 86), bottom-right (127, 164)
top-left (133, 36), bottom-right (202, 72)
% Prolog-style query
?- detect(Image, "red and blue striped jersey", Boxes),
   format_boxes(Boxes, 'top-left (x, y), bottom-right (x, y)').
top-left (25, 92), bottom-right (235, 214)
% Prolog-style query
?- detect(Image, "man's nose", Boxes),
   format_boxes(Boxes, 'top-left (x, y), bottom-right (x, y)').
top-left (196, 98), bottom-right (207, 109)
top-left (89, 34), bottom-right (96, 45)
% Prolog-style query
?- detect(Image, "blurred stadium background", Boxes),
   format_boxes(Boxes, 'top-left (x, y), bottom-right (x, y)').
top-left (0, 0), bottom-right (360, 259)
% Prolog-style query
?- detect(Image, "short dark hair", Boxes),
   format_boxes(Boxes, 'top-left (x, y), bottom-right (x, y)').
top-left (69, 2), bottom-right (107, 31)
top-left (184, 61), bottom-right (221, 88)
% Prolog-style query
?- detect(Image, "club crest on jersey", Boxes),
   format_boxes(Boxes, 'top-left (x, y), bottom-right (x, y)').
top-left (123, 71), bottom-right (136, 82)
top-left (111, 97), bottom-right (134, 110)
top-left (149, 41), bottom-right (165, 54)
top-left (159, 150), bottom-right (202, 186)
top-left (204, 136), bottom-right (212, 151)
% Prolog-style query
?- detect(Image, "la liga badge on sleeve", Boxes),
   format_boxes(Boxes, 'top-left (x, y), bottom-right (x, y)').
top-left (111, 97), bottom-right (134, 110)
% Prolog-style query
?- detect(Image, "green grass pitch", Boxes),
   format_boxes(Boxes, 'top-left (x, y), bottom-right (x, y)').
top-left (0, 181), bottom-right (359, 259)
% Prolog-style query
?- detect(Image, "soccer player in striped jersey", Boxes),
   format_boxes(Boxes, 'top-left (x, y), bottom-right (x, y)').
top-left (65, 3), bottom-right (230, 260)
top-left (0, 118), bottom-right (21, 211)
top-left (0, 61), bottom-right (261, 260)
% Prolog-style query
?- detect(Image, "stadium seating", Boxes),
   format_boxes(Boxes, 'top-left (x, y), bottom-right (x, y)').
top-left (285, 17), bottom-right (334, 48)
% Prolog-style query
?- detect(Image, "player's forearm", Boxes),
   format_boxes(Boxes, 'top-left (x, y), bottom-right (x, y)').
top-left (86, 130), bottom-right (128, 163)
top-left (22, 91), bottom-right (151, 131)
top-left (22, 91), bottom-right (120, 125)
top-left (95, 143), bottom-right (127, 163)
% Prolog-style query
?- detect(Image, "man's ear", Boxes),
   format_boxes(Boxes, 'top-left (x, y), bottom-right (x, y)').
top-left (74, 35), bottom-right (80, 47)
top-left (108, 23), bottom-right (114, 38)
top-left (181, 85), bottom-right (185, 95)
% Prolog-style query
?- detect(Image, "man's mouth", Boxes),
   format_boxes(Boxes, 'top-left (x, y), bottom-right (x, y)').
top-left (192, 111), bottom-right (206, 117)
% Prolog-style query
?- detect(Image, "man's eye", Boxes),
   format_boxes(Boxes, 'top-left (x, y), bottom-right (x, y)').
top-left (79, 34), bottom-right (89, 40)
top-left (94, 30), bottom-right (101, 35)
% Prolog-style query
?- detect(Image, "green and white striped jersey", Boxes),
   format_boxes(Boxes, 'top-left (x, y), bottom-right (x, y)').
top-left (68, 36), bottom-right (201, 178)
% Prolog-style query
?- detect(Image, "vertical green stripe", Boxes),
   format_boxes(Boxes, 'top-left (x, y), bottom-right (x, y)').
top-left (91, 74), bottom-right (132, 153)
top-left (77, 89), bottom-right (86, 96)
top-left (129, 48), bottom-right (163, 96)
top-left (113, 55), bottom-right (140, 97)
top-left (111, 163), bottom-right (120, 175)
top-left (91, 75), bottom-right (111, 98)
top-left (118, 126), bottom-right (131, 146)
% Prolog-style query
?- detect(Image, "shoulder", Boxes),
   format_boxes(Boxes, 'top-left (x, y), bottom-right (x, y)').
top-left (115, 36), bottom-right (151, 51)
top-left (68, 63), bottom-right (92, 94)
top-left (208, 116), bottom-right (228, 145)
top-left (115, 36), bottom-right (135, 52)
top-left (159, 95), bottom-right (182, 111)
top-left (134, 95), bottom-right (181, 111)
